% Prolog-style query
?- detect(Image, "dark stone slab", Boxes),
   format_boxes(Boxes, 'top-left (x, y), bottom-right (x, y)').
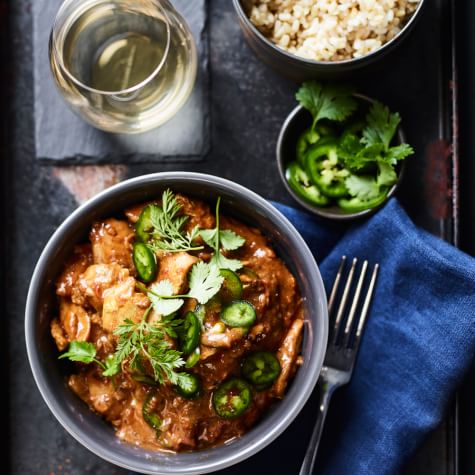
top-left (33, 0), bottom-right (210, 164)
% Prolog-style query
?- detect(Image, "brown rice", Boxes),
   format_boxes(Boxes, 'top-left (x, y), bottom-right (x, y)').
top-left (249, 0), bottom-right (420, 61)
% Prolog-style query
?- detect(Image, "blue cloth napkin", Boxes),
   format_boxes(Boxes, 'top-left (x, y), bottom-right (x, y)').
top-left (273, 198), bottom-right (475, 475)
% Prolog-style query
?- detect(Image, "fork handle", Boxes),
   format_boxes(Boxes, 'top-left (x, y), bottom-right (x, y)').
top-left (299, 379), bottom-right (336, 475)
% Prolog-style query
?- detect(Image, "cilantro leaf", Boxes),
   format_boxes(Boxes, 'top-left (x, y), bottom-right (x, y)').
top-left (219, 229), bottom-right (246, 251)
top-left (362, 102), bottom-right (401, 151)
top-left (377, 162), bottom-right (398, 188)
top-left (199, 228), bottom-right (218, 248)
top-left (188, 261), bottom-right (224, 304)
top-left (59, 341), bottom-right (97, 364)
top-left (296, 81), bottom-right (357, 132)
top-left (144, 262), bottom-right (223, 311)
top-left (210, 252), bottom-right (243, 272)
top-left (384, 143), bottom-right (414, 165)
top-left (102, 355), bottom-right (121, 377)
top-left (148, 280), bottom-right (184, 316)
top-left (345, 175), bottom-right (381, 200)
top-left (199, 197), bottom-right (246, 271)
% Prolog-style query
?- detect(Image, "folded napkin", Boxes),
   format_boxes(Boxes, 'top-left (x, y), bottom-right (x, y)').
top-left (273, 198), bottom-right (475, 475)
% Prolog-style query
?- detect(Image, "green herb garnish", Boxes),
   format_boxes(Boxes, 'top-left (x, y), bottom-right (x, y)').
top-left (287, 83), bottom-right (415, 213)
top-left (59, 341), bottom-right (116, 377)
top-left (146, 190), bottom-right (204, 253)
top-left (296, 81), bottom-right (357, 137)
top-left (109, 308), bottom-right (187, 385)
top-left (361, 101), bottom-right (414, 166)
top-left (59, 341), bottom-right (103, 366)
top-left (199, 198), bottom-right (245, 272)
top-left (137, 261), bottom-right (225, 316)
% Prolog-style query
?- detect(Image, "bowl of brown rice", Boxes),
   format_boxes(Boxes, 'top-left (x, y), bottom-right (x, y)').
top-left (233, 0), bottom-right (425, 79)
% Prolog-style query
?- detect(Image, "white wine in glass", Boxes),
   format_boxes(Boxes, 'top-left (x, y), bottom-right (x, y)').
top-left (49, 0), bottom-right (197, 134)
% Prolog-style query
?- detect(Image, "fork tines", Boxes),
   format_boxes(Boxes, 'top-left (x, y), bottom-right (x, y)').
top-left (328, 256), bottom-right (379, 350)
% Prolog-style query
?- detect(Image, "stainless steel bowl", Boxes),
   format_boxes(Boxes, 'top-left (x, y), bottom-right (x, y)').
top-left (233, 0), bottom-right (426, 80)
top-left (276, 96), bottom-right (407, 220)
top-left (25, 172), bottom-right (328, 475)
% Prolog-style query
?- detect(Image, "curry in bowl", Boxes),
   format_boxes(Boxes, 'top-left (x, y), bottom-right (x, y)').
top-left (51, 189), bottom-right (304, 451)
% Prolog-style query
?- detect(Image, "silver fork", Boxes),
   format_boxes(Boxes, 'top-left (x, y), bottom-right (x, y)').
top-left (299, 256), bottom-right (380, 475)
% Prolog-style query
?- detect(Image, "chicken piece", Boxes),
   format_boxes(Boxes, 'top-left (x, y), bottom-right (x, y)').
top-left (201, 326), bottom-right (246, 348)
top-left (71, 263), bottom-right (129, 311)
top-left (90, 218), bottom-right (134, 270)
top-left (116, 395), bottom-right (161, 448)
top-left (102, 276), bottom-right (149, 332)
top-left (56, 244), bottom-right (93, 297)
top-left (59, 298), bottom-right (92, 342)
top-left (124, 201), bottom-right (157, 224)
top-left (158, 396), bottom-right (199, 450)
top-left (50, 318), bottom-right (68, 351)
top-left (199, 345), bottom-right (218, 361)
top-left (69, 373), bottom-right (126, 419)
top-left (272, 318), bottom-right (304, 398)
top-left (156, 252), bottom-right (199, 294)
top-left (175, 194), bottom-right (215, 232)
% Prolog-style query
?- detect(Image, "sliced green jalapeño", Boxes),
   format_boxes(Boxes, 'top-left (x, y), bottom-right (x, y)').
top-left (286, 161), bottom-right (330, 207)
top-left (305, 143), bottom-right (349, 198)
top-left (242, 351), bottom-right (281, 388)
top-left (220, 301), bottom-right (256, 328)
top-left (213, 378), bottom-right (252, 418)
top-left (180, 311), bottom-right (201, 356)
top-left (133, 242), bottom-right (157, 283)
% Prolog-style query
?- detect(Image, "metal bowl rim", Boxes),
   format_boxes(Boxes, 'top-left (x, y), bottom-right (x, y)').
top-left (233, 0), bottom-right (426, 67)
top-left (276, 97), bottom-right (407, 221)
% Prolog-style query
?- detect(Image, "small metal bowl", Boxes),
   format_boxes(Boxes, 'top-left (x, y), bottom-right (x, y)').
top-left (276, 96), bottom-right (407, 221)
top-left (233, 0), bottom-right (426, 80)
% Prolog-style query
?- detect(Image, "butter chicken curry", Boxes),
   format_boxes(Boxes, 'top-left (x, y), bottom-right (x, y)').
top-left (51, 190), bottom-right (304, 451)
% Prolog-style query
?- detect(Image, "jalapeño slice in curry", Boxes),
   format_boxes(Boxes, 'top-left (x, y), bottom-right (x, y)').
top-left (132, 373), bottom-right (157, 386)
top-left (220, 300), bottom-right (256, 328)
top-left (142, 391), bottom-right (162, 434)
top-left (176, 373), bottom-right (201, 398)
top-left (133, 242), bottom-right (157, 283)
top-left (219, 269), bottom-right (243, 302)
top-left (194, 304), bottom-right (206, 327)
top-left (180, 311), bottom-right (201, 356)
top-left (185, 347), bottom-right (200, 368)
top-left (135, 204), bottom-right (156, 243)
top-left (213, 378), bottom-right (252, 419)
top-left (242, 352), bottom-right (281, 387)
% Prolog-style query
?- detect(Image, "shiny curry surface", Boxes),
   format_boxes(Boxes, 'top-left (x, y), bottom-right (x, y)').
top-left (50, 193), bottom-right (304, 451)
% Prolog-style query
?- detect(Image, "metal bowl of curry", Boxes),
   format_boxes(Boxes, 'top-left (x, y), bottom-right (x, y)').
top-left (25, 172), bottom-right (328, 474)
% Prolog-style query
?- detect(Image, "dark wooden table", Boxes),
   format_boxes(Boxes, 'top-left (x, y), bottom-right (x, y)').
top-left (4, 0), bottom-right (475, 473)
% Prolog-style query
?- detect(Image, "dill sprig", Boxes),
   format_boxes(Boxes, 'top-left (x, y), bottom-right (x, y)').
top-left (147, 190), bottom-right (204, 253)
top-left (105, 306), bottom-right (186, 384)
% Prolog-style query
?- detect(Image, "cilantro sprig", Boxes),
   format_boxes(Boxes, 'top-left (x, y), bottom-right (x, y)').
top-left (137, 261), bottom-right (224, 316)
top-left (296, 81), bottom-right (358, 137)
top-left (339, 102), bottom-right (414, 201)
top-left (59, 341), bottom-right (104, 367)
top-left (199, 197), bottom-right (245, 272)
top-left (59, 341), bottom-right (122, 376)
top-left (361, 102), bottom-right (414, 166)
